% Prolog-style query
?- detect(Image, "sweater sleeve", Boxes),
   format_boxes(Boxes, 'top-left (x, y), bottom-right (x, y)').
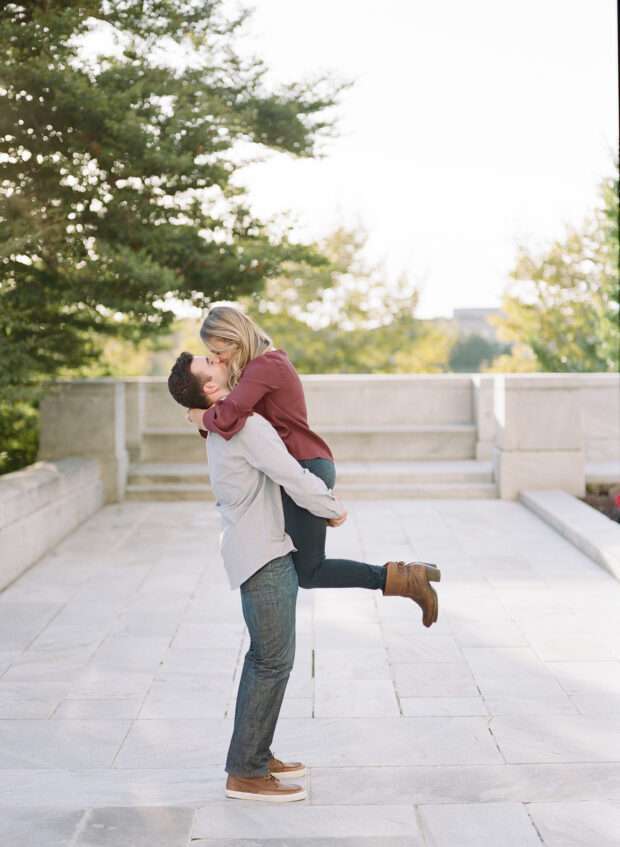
top-left (199, 353), bottom-right (283, 441)
top-left (239, 415), bottom-right (345, 520)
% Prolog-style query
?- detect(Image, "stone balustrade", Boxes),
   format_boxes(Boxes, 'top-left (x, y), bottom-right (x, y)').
top-left (33, 372), bottom-right (619, 502)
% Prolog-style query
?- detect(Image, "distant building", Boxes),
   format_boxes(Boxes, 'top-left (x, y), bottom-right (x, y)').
top-left (452, 308), bottom-right (504, 343)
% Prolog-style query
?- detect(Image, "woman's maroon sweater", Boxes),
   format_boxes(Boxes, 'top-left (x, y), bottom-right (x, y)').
top-left (199, 349), bottom-right (333, 462)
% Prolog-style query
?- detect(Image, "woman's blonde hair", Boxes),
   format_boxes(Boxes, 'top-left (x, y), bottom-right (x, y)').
top-left (200, 305), bottom-right (273, 389)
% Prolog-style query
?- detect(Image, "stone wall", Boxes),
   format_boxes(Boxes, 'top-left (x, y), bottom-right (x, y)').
top-left (0, 458), bottom-right (104, 591)
top-left (579, 374), bottom-right (620, 462)
top-left (301, 374), bottom-right (474, 426)
top-left (39, 379), bottom-right (128, 503)
top-left (493, 375), bottom-right (585, 499)
top-left (492, 373), bottom-right (619, 499)
top-left (31, 372), bottom-right (620, 503)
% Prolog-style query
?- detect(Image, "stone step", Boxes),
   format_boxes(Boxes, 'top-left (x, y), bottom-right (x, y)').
top-left (335, 482), bottom-right (498, 499)
top-left (125, 480), bottom-right (497, 501)
top-left (126, 460), bottom-right (496, 501)
top-left (139, 424), bottom-right (477, 463)
top-left (129, 459), bottom-right (493, 485)
top-left (140, 429), bottom-right (208, 463)
top-left (335, 460), bottom-right (493, 485)
top-left (126, 482), bottom-right (215, 501)
top-left (129, 463), bottom-right (210, 485)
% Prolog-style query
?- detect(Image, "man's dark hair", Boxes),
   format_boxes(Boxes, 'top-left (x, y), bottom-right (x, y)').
top-left (168, 351), bottom-right (210, 409)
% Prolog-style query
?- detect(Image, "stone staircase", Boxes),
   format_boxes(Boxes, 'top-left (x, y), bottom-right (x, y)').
top-left (125, 458), bottom-right (496, 501)
top-left (124, 375), bottom-right (498, 501)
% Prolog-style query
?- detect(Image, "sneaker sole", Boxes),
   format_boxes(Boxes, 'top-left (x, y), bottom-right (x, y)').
top-left (225, 787), bottom-right (307, 802)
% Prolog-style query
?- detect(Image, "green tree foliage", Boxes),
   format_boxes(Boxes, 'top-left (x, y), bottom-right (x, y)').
top-left (0, 400), bottom-right (38, 475)
top-left (482, 341), bottom-right (539, 374)
top-left (240, 226), bottom-right (454, 373)
top-left (0, 0), bottom-right (347, 472)
top-left (138, 226), bottom-right (455, 375)
top-left (491, 169), bottom-right (619, 372)
top-left (448, 333), bottom-right (511, 373)
top-left (597, 171), bottom-right (620, 370)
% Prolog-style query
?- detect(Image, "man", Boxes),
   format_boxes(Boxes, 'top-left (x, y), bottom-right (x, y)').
top-left (168, 351), bottom-right (347, 803)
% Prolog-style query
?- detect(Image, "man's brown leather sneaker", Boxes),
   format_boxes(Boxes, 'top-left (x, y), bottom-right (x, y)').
top-left (225, 772), bottom-right (306, 802)
top-left (267, 754), bottom-right (305, 778)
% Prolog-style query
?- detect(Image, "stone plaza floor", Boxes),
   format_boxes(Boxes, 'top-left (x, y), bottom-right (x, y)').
top-left (1, 498), bottom-right (619, 845)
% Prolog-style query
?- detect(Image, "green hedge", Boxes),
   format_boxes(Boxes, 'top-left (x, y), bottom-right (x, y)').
top-left (0, 401), bottom-right (39, 476)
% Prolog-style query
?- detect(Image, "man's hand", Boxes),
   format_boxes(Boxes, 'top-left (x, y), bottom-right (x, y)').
top-left (327, 509), bottom-right (348, 528)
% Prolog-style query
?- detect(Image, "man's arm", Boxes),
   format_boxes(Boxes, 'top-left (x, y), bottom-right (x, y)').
top-left (239, 415), bottom-right (345, 520)
top-left (199, 356), bottom-right (282, 441)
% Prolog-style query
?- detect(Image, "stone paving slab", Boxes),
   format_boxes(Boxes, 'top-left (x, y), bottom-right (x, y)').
top-left (190, 805), bottom-right (424, 841)
top-left (490, 714), bottom-right (620, 763)
top-left (0, 767), bottom-right (227, 807)
top-left (0, 719), bottom-right (132, 769)
top-left (190, 841), bottom-right (422, 847)
top-left (0, 498), bottom-right (619, 845)
top-left (527, 800), bottom-right (620, 847)
top-left (308, 763), bottom-right (620, 806)
top-left (0, 806), bottom-right (194, 847)
top-left (417, 801), bottom-right (542, 846)
top-left (0, 808), bottom-right (86, 847)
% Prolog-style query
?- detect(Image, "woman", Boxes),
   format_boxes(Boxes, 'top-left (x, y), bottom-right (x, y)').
top-left (186, 305), bottom-right (440, 626)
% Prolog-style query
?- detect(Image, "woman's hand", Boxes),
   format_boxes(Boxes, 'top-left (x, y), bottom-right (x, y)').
top-left (186, 408), bottom-right (207, 427)
top-left (327, 509), bottom-right (348, 528)
top-left (185, 384), bottom-right (230, 427)
top-left (203, 380), bottom-right (228, 402)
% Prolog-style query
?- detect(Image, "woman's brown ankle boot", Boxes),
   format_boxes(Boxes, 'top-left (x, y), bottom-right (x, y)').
top-left (382, 560), bottom-right (441, 627)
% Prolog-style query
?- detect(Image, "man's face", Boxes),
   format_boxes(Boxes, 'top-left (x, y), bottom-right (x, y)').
top-left (204, 335), bottom-right (236, 365)
top-left (189, 356), bottom-right (228, 398)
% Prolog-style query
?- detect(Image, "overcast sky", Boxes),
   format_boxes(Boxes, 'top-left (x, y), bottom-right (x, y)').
top-left (225, 0), bottom-right (618, 318)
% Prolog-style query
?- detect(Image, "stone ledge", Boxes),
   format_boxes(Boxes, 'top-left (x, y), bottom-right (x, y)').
top-left (0, 458), bottom-right (100, 529)
top-left (520, 489), bottom-right (620, 580)
top-left (142, 423), bottom-right (477, 436)
top-left (0, 458), bottom-right (104, 591)
top-left (496, 373), bottom-right (620, 390)
top-left (586, 462), bottom-right (620, 485)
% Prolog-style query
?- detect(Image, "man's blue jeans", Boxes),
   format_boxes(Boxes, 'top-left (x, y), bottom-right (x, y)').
top-left (225, 552), bottom-right (298, 777)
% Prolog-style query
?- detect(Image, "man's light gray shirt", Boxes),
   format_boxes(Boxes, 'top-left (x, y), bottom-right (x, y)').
top-left (206, 413), bottom-right (344, 590)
